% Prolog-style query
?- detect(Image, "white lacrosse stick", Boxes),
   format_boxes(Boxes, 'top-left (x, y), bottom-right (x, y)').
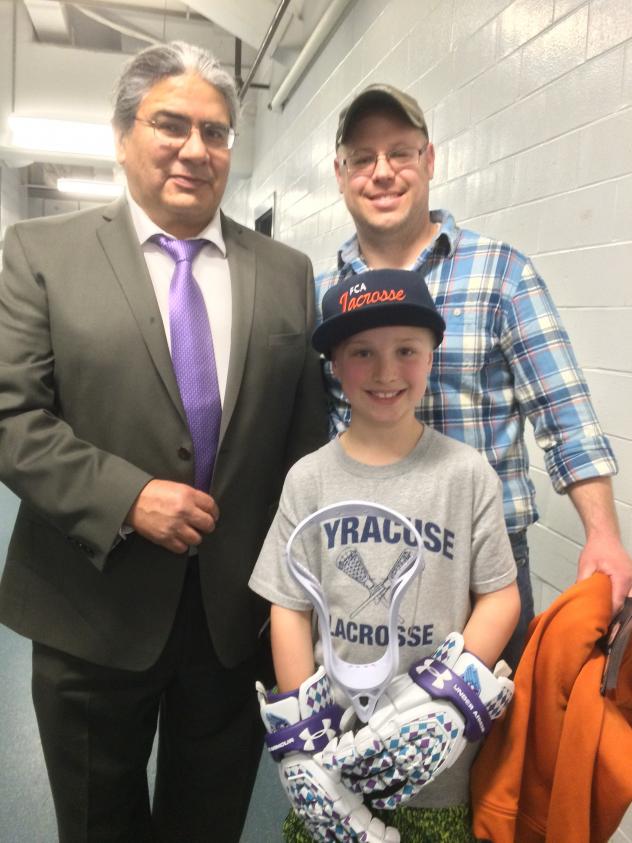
top-left (285, 500), bottom-right (424, 723)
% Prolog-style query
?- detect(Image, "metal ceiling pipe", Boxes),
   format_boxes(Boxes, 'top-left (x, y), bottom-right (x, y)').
top-left (268, 0), bottom-right (352, 111)
top-left (239, 0), bottom-right (292, 102)
top-left (234, 37), bottom-right (243, 89)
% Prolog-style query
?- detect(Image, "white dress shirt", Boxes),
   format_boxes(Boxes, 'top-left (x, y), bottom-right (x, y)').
top-left (126, 192), bottom-right (232, 403)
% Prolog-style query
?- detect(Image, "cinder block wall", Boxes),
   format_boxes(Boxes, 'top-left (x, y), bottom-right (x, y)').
top-left (225, 0), bottom-right (632, 617)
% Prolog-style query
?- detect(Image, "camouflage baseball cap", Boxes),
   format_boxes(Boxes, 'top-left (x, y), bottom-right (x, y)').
top-left (336, 84), bottom-right (428, 148)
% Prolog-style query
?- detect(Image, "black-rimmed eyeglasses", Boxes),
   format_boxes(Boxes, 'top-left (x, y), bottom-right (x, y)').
top-left (135, 114), bottom-right (236, 150)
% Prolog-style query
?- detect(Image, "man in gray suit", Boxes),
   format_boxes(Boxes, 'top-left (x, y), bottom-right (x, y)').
top-left (0, 41), bottom-right (326, 842)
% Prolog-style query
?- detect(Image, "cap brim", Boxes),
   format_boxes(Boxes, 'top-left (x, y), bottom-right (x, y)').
top-left (312, 304), bottom-right (445, 355)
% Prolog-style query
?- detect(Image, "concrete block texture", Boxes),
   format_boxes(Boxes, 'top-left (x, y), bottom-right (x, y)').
top-left (497, 0), bottom-right (555, 58)
top-left (587, 0), bottom-right (632, 58)
top-left (520, 5), bottom-right (588, 95)
top-left (532, 244), bottom-right (632, 308)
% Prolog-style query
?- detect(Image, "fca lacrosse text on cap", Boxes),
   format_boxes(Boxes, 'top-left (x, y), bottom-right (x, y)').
top-left (312, 268), bottom-right (445, 356)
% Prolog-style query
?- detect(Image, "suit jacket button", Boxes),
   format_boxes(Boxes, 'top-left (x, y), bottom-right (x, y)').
top-left (178, 447), bottom-right (192, 460)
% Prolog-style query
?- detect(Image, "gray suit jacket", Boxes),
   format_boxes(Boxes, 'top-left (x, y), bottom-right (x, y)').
top-left (0, 199), bottom-right (327, 670)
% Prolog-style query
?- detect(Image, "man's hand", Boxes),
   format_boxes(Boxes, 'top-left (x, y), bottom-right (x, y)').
top-left (568, 477), bottom-right (632, 615)
top-left (577, 532), bottom-right (632, 614)
top-left (125, 479), bottom-right (219, 553)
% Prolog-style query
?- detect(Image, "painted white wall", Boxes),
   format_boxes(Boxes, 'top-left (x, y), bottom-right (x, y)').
top-left (224, 0), bottom-right (632, 619)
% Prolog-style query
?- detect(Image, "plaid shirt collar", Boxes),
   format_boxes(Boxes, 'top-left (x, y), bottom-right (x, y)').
top-left (337, 209), bottom-right (457, 273)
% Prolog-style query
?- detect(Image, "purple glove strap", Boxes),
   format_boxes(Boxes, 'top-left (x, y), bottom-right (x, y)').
top-left (410, 659), bottom-right (492, 741)
top-left (265, 704), bottom-right (343, 761)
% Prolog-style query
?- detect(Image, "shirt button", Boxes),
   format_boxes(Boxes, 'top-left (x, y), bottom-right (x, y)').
top-left (453, 308), bottom-right (462, 317)
top-left (178, 447), bottom-right (192, 461)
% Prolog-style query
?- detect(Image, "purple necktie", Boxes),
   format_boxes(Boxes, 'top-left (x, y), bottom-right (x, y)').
top-left (153, 235), bottom-right (221, 492)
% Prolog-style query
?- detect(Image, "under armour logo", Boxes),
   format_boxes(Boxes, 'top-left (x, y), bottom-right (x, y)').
top-left (422, 664), bottom-right (453, 690)
top-left (299, 719), bottom-right (336, 751)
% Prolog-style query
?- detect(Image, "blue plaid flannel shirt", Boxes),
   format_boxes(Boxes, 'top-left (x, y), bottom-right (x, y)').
top-left (314, 210), bottom-right (617, 533)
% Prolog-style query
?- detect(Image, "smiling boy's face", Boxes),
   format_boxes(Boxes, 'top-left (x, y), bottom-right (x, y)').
top-left (332, 324), bottom-right (434, 431)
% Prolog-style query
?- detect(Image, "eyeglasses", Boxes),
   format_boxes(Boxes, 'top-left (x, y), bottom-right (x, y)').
top-left (342, 143), bottom-right (428, 176)
top-left (135, 114), bottom-right (236, 150)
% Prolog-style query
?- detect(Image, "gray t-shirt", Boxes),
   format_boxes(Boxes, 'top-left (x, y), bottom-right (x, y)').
top-left (249, 426), bottom-right (516, 808)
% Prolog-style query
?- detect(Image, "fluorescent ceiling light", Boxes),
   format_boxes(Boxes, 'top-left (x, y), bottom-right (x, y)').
top-left (9, 115), bottom-right (115, 159)
top-left (57, 178), bottom-right (123, 198)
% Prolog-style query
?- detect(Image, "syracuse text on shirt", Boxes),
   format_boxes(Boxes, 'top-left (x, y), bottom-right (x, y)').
top-left (322, 515), bottom-right (455, 560)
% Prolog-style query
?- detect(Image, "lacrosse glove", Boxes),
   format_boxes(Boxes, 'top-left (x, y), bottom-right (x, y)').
top-left (322, 633), bottom-right (514, 810)
top-left (257, 666), bottom-right (400, 842)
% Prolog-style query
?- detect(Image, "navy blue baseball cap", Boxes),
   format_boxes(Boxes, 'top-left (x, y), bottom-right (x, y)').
top-left (312, 269), bottom-right (445, 356)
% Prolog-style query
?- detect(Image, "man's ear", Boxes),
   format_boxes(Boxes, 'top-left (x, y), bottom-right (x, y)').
top-left (334, 156), bottom-right (345, 194)
top-left (113, 126), bottom-right (127, 166)
top-left (425, 141), bottom-right (436, 181)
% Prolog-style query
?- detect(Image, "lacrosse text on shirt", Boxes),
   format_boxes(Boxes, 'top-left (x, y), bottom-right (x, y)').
top-left (329, 617), bottom-right (435, 649)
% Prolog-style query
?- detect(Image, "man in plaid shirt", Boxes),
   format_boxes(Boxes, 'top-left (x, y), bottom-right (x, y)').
top-left (317, 84), bottom-right (631, 668)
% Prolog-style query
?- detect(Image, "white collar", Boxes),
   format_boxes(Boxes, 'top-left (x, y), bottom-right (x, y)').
top-left (125, 188), bottom-right (226, 257)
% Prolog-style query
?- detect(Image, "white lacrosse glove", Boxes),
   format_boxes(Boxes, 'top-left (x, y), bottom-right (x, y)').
top-left (257, 666), bottom-right (400, 842)
top-left (322, 633), bottom-right (514, 810)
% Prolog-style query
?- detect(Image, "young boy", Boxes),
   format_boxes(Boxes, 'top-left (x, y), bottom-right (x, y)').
top-left (249, 269), bottom-right (520, 843)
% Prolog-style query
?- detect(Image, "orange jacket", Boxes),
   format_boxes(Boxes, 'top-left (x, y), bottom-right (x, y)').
top-left (471, 573), bottom-right (632, 843)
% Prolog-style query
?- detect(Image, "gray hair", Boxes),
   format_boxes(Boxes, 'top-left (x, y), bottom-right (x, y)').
top-left (112, 41), bottom-right (239, 133)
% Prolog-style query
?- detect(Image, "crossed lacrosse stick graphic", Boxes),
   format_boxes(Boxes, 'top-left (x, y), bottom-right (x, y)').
top-left (336, 547), bottom-right (414, 622)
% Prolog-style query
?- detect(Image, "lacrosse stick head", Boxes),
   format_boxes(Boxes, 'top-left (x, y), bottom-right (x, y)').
top-left (285, 500), bottom-right (424, 722)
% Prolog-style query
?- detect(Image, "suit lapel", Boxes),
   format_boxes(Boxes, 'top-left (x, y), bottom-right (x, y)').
top-left (220, 214), bottom-right (255, 444)
top-left (96, 199), bottom-right (186, 423)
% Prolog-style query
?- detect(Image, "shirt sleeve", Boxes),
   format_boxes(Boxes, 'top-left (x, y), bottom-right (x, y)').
top-left (470, 462), bottom-right (517, 593)
top-left (499, 258), bottom-right (617, 493)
